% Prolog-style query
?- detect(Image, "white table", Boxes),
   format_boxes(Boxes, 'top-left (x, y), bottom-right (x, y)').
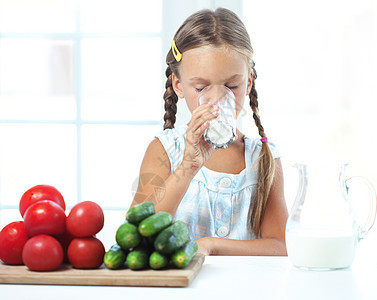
top-left (1, 239), bottom-right (376, 300)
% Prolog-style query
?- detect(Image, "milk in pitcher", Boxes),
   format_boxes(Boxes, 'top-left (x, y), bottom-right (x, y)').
top-left (286, 230), bottom-right (357, 270)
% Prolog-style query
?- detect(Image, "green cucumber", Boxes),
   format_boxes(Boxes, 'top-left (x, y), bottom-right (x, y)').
top-left (126, 247), bottom-right (149, 270)
top-left (154, 221), bottom-right (190, 254)
top-left (138, 211), bottom-right (173, 237)
top-left (103, 244), bottom-right (127, 269)
top-left (149, 251), bottom-right (169, 270)
top-left (171, 240), bottom-right (198, 268)
top-left (116, 221), bottom-right (142, 250)
top-left (126, 201), bottom-right (155, 224)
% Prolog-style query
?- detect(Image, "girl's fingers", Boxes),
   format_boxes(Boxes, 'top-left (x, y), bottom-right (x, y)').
top-left (188, 117), bottom-right (214, 145)
top-left (189, 106), bottom-right (219, 131)
top-left (190, 110), bottom-right (218, 133)
top-left (192, 102), bottom-right (212, 115)
top-left (186, 104), bottom-right (219, 144)
top-left (197, 120), bottom-right (210, 137)
top-left (191, 103), bottom-right (218, 122)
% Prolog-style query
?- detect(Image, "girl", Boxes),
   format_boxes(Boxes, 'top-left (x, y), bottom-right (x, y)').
top-left (131, 8), bottom-right (288, 256)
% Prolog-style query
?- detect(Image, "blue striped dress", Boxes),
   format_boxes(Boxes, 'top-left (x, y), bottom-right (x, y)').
top-left (155, 125), bottom-right (280, 240)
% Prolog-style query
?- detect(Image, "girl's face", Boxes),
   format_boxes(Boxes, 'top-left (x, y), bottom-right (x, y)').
top-left (172, 45), bottom-right (253, 118)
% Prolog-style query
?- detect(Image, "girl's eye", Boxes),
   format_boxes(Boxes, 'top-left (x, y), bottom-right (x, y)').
top-left (195, 87), bottom-right (205, 92)
top-left (226, 85), bottom-right (238, 90)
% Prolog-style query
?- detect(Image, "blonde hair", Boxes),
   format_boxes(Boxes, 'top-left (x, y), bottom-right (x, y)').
top-left (164, 8), bottom-right (275, 238)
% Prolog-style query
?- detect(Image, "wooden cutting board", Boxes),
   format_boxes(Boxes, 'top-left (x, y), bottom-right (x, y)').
top-left (0, 254), bottom-right (205, 287)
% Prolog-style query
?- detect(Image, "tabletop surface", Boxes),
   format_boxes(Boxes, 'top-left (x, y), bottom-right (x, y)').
top-left (1, 239), bottom-right (377, 300)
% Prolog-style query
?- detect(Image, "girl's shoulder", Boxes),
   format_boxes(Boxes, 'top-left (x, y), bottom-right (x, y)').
top-left (155, 125), bottom-right (187, 144)
top-left (154, 125), bottom-right (187, 173)
top-left (154, 125), bottom-right (187, 155)
top-left (244, 135), bottom-right (280, 159)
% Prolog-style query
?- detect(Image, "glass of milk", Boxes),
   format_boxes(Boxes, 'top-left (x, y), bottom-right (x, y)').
top-left (286, 163), bottom-right (377, 270)
top-left (198, 85), bottom-right (236, 149)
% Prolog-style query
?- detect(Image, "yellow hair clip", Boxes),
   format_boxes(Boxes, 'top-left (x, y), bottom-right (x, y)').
top-left (172, 40), bottom-right (182, 62)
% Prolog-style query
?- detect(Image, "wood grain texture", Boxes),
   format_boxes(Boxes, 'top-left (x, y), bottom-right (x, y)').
top-left (0, 253), bottom-right (205, 287)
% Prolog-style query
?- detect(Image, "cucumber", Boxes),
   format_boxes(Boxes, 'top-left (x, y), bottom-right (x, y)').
top-left (103, 244), bottom-right (127, 269)
top-left (138, 211), bottom-right (173, 237)
top-left (126, 247), bottom-right (149, 270)
top-left (154, 221), bottom-right (190, 254)
top-left (149, 251), bottom-right (169, 270)
top-left (116, 221), bottom-right (142, 250)
top-left (126, 201), bottom-right (155, 224)
top-left (171, 240), bottom-right (198, 268)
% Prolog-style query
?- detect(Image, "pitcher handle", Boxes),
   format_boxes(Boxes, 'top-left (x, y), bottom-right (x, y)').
top-left (347, 176), bottom-right (377, 241)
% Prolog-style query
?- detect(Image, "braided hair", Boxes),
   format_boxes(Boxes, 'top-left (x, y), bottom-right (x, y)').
top-left (163, 66), bottom-right (178, 130)
top-left (163, 8), bottom-right (276, 238)
top-left (248, 61), bottom-right (275, 238)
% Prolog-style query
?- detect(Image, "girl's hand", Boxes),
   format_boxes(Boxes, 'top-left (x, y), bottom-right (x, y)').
top-left (182, 103), bottom-right (219, 175)
top-left (195, 237), bottom-right (214, 256)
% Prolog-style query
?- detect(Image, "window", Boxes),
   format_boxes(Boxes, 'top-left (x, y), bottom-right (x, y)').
top-left (0, 0), bottom-right (242, 248)
top-left (0, 0), bottom-right (163, 246)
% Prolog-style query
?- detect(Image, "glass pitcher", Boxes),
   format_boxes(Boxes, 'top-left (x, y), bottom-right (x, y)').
top-left (286, 163), bottom-right (377, 270)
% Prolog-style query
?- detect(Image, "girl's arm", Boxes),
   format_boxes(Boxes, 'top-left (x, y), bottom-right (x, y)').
top-left (130, 138), bottom-right (197, 215)
top-left (196, 158), bottom-right (288, 256)
top-left (130, 103), bottom-right (218, 214)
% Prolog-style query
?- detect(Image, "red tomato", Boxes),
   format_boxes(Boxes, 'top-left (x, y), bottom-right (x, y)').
top-left (66, 201), bottom-right (104, 237)
top-left (0, 221), bottom-right (28, 265)
top-left (23, 200), bottom-right (66, 237)
top-left (22, 234), bottom-right (63, 271)
top-left (68, 237), bottom-right (105, 269)
top-left (19, 184), bottom-right (65, 218)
